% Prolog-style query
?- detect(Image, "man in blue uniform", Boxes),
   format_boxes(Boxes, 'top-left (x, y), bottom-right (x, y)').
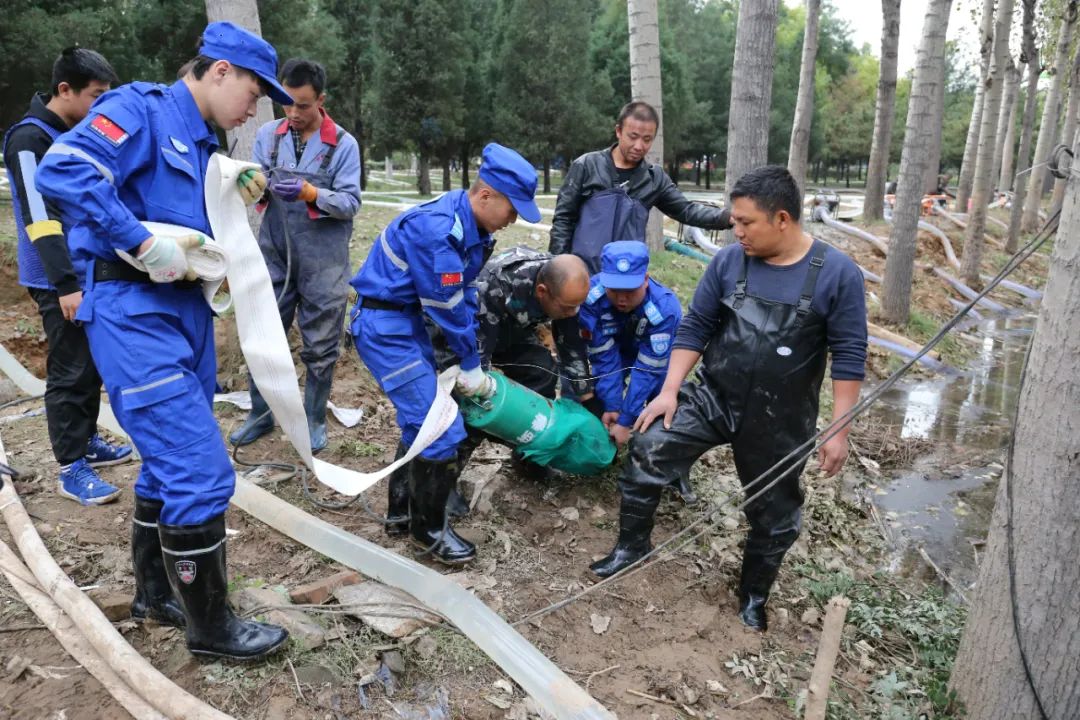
top-left (3, 47), bottom-right (132, 506)
top-left (230, 59), bottom-right (362, 452)
top-left (590, 167), bottom-right (867, 633)
top-left (35, 22), bottom-right (294, 662)
top-left (577, 241), bottom-right (682, 448)
top-left (350, 143), bottom-right (540, 565)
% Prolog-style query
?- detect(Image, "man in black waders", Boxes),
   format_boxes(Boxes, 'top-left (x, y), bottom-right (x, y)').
top-left (590, 166), bottom-right (867, 631)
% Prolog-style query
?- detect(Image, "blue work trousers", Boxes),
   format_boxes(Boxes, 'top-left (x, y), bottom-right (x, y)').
top-left (82, 278), bottom-right (234, 525)
top-left (350, 305), bottom-right (466, 460)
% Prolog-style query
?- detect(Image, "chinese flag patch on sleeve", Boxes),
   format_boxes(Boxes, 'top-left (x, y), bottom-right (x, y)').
top-left (440, 272), bottom-right (463, 286)
top-left (90, 115), bottom-right (129, 146)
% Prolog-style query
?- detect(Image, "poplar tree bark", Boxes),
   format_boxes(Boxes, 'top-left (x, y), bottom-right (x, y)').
top-left (863, 0), bottom-right (902, 222)
top-left (725, 0), bottom-right (780, 196)
top-left (949, 122), bottom-right (1080, 720)
top-left (787, 0), bottom-right (822, 196)
top-left (1050, 45), bottom-right (1080, 212)
top-left (993, 61), bottom-right (1020, 191)
top-left (628, 0), bottom-right (666, 253)
top-left (956, 0), bottom-right (996, 211)
top-left (881, 0), bottom-right (954, 324)
top-left (1022, 0), bottom-right (1078, 232)
top-left (962, 0), bottom-right (1015, 286)
top-left (1006, 0), bottom-right (1041, 253)
top-left (923, 56), bottom-right (948, 195)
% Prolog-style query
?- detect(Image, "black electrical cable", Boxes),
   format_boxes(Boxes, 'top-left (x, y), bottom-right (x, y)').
top-left (511, 208), bottom-right (1061, 627)
top-left (0, 393), bottom-right (45, 411)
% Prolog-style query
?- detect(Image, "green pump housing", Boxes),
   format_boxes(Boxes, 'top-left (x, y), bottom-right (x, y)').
top-left (459, 371), bottom-right (616, 475)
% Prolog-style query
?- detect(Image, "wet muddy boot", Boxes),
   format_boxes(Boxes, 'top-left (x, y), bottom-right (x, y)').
top-left (736, 551), bottom-right (784, 632)
top-left (673, 476), bottom-right (699, 506)
top-left (409, 456), bottom-right (476, 565)
top-left (160, 515), bottom-right (289, 661)
top-left (447, 432), bottom-right (483, 518)
top-left (385, 442), bottom-right (410, 537)
top-left (229, 383), bottom-right (274, 446)
top-left (304, 373), bottom-right (333, 454)
top-left (130, 496), bottom-right (185, 628)
top-left (589, 491), bottom-right (661, 579)
top-left (446, 486), bottom-right (470, 518)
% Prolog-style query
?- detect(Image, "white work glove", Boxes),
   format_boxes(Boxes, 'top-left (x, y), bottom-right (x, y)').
top-left (455, 366), bottom-right (496, 399)
top-left (137, 234), bottom-right (206, 282)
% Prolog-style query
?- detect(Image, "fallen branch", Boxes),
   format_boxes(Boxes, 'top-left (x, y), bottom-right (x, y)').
top-left (585, 664), bottom-right (620, 692)
top-left (918, 547), bottom-right (969, 604)
top-left (625, 688), bottom-right (677, 705)
top-left (805, 595), bottom-right (851, 720)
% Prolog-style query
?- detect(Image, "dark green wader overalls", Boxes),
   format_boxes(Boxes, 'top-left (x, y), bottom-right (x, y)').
top-left (592, 241), bottom-right (830, 631)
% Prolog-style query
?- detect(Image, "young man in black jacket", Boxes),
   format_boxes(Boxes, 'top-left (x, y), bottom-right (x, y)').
top-left (2, 47), bottom-right (131, 505)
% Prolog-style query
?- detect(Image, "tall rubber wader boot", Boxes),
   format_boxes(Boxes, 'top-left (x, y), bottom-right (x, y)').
top-left (409, 456), bottom-right (476, 565)
top-left (130, 496), bottom-right (185, 627)
top-left (160, 515), bottom-right (289, 660)
top-left (304, 372), bottom-right (333, 453)
top-left (385, 441), bottom-right (410, 536)
top-left (229, 381), bottom-right (274, 446)
top-left (589, 485), bottom-right (662, 578)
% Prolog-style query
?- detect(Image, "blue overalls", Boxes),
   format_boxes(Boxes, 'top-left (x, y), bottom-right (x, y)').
top-left (349, 190), bottom-right (493, 460)
top-left (577, 277), bottom-right (683, 428)
top-left (34, 80), bottom-right (233, 526)
top-left (3, 116), bottom-right (62, 289)
top-left (252, 112), bottom-right (361, 384)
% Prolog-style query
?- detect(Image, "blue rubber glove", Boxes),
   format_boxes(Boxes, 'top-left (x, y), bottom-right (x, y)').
top-left (269, 177), bottom-right (305, 201)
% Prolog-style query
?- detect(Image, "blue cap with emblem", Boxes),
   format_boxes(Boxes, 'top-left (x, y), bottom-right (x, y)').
top-left (478, 143), bottom-right (541, 223)
top-left (598, 240), bottom-right (650, 290)
top-left (199, 21), bottom-right (294, 106)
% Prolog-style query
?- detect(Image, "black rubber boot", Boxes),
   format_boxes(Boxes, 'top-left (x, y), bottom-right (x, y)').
top-left (229, 382), bottom-right (274, 446)
top-left (130, 496), bottom-right (185, 628)
top-left (589, 491), bottom-right (661, 578)
top-left (446, 486), bottom-right (470, 518)
top-left (510, 449), bottom-right (552, 483)
top-left (736, 551), bottom-right (784, 631)
top-left (385, 442), bottom-right (410, 537)
top-left (160, 515), bottom-right (289, 661)
top-left (409, 456), bottom-right (476, 565)
top-left (673, 476), bottom-right (699, 506)
top-left (304, 372), bottom-right (333, 454)
top-left (447, 431), bottom-right (483, 518)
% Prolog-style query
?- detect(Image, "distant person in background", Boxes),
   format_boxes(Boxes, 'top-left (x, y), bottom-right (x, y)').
top-left (2, 47), bottom-right (132, 506)
top-left (230, 58), bottom-right (362, 453)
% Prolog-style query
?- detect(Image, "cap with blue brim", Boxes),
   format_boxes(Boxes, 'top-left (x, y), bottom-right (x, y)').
top-left (598, 240), bottom-right (650, 290)
top-left (200, 21), bottom-right (294, 106)
top-left (478, 143), bottom-right (541, 223)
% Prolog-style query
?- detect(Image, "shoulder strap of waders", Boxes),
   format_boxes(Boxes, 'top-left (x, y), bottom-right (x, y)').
top-left (733, 252), bottom-right (750, 309)
top-left (317, 129), bottom-right (344, 174)
top-left (795, 240), bottom-right (828, 326)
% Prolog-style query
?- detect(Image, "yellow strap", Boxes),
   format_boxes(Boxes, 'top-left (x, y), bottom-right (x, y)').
top-left (26, 220), bottom-right (62, 242)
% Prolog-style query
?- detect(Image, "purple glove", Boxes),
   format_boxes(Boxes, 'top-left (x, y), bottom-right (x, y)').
top-left (269, 177), bottom-right (304, 201)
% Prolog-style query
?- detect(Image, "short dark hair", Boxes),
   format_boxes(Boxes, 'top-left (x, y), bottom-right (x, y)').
top-left (280, 59), bottom-right (326, 95)
top-left (616, 101), bottom-right (659, 129)
top-left (51, 47), bottom-right (117, 96)
top-left (729, 165), bottom-right (802, 222)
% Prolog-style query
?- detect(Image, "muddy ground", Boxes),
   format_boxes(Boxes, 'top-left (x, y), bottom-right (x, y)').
top-left (0, 201), bottom-right (1042, 719)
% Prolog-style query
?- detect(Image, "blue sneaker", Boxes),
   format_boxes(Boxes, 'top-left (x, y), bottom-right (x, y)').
top-left (84, 434), bottom-right (133, 468)
top-left (58, 458), bottom-right (122, 506)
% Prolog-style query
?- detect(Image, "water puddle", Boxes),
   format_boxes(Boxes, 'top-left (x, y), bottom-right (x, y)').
top-left (866, 312), bottom-right (1034, 592)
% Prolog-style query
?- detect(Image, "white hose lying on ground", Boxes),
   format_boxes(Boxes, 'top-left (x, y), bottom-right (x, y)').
top-left (812, 205), bottom-right (889, 255)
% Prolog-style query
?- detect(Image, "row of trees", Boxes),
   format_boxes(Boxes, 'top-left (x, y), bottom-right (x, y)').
top-left (3, 0), bottom-right (985, 195)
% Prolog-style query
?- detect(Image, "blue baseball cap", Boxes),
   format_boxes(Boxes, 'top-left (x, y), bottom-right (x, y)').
top-left (200, 22), bottom-right (294, 106)
top-left (478, 143), bottom-right (541, 223)
top-left (599, 241), bottom-right (650, 290)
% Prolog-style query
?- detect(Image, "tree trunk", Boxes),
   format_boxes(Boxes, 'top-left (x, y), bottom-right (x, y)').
top-left (705, 155), bottom-right (711, 189)
top-left (628, 0), bottom-right (666, 253)
top-left (997, 65), bottom-right (1023, 191)
top-left (461, 147), bottom-right (470, 188)
top-left (949, 124), bottom-right (1080, 720)
top-left (787, 0), bottom-right (821, 196)
top-left (1022, 0), bottom-right (1079, 232)
top-left (923, 61), bottom-right (948, 195)
top-left (695, 157), bottom-right (701, 186)
top-left (1051, 45), bottom-right (1080, 212)
top-left (204, 0), bottom-right (274, 228)
top-left (992, 60), bottom-right (1020, 191)
top-left (725, 0), bottom-right (780, 206)
top-left (543, 158), bottom-right (551, 195)
top-left (417, 153), bottom-right (431, 195)
top-left (442, 154), bottom-right (451, 192)
top-left (956, 0), bottom-right (997, 212)
top-left (864, 0), bottom-right (900, 223)
top-left (961, 0), bottom-right (1015, 286)
top-left (1007, 0), bottom-right (1042, 252)
top-left (882, 0), bottom-right (954, 324)
top-left (385, 156), bottom-right (393, 182)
